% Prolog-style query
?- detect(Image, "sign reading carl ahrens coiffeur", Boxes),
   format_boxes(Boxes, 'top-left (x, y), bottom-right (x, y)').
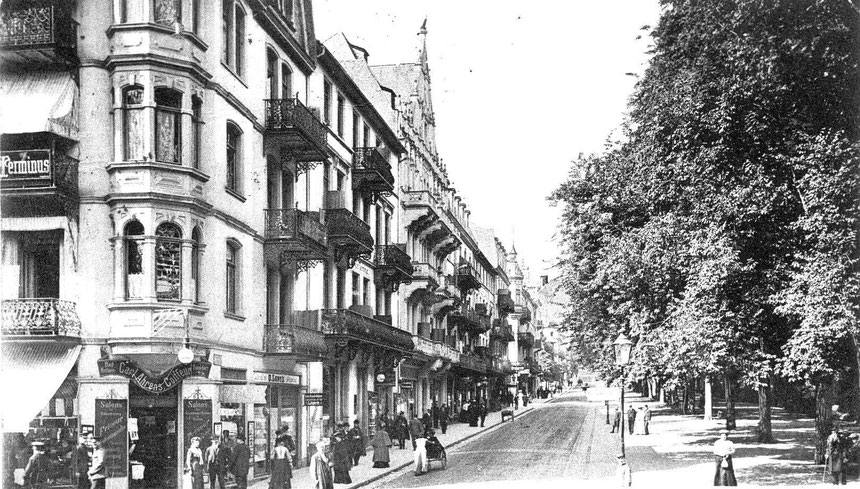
top-left (98, 357), bottom-right (212, 394)
top-left (0, 150), bottom-right (52, 180)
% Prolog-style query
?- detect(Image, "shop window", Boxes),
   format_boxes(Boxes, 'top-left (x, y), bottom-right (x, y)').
top-left (155, 88), bottom-right (182, 164)
top-left (226, 122), bottom-right (242, 194)
top-left (220, 402), bottom-right (244, 449)
top-left (226, 240), bottom-right (240, 314)
top-left (155, 223), bottom-right (182, 301)
top-left (191, 95), bottom-right (203, 170)
top-left (154, 0), bottom-right (181, 26)
top-left (124, 221), bottom-right (144, 299)
top-left (191, 227), bottom-right (202, 303)
top-left (122, 85), bottom-right (145, 161)
top-left (281, 63), bottom-right (292, 99)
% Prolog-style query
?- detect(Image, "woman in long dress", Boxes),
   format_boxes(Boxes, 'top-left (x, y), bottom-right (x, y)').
top-left (712, 430), bottom-right (737, 486)
top-left (633, 408), bottom-right (647, 435)
top-left (269, 437), bottom-right (293, 489)
top-left (370, 428), bottom-right (392, 468)
top-left (309, 440), bottom-right (333, 489)
top-left (185, 437), bottom-right (204, 489)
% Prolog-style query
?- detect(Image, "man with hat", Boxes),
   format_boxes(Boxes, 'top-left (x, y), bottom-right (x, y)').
top-left (24, 441), bottom-right (48, 488)
top-left (826, 428), bottom-right (847, 485)
top-left (229, 435), bottom-right (250, 489)
top-left (88, 437), bottom-right (107, 489)
top-left (74, 435), bottom-right (91, 489)
top-left (309, 439), bottom-right (333, 489)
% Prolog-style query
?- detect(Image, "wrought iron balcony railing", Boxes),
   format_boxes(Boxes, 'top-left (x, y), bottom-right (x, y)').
top-left (2, 299), bottom-right (81, 337)
top-left (323, 205), bottom-right (373, 267)
top-left (448, 305), bottom-right (488, 335)
top-left (454, 262), bottom-right (481, 293)
top-left (263, 208), bottom-right (328, 264)
top-left (264, 98), bottom-right (327, 161)
top-left (497, 289), bottom-right (515, 315)
top-left (264, 323), bottom-right (327, 359)
top-left (0, 1), bottom-right (77, 64)
top-left (411, 262), bottom-right (440, 289)
top-left (518, 332), bottom-right (535, 347)
top-left (352, 147), bottom-right (394, 195)
top-left (321, 309), bottom-right (414, 352)
top-left (459, 352), bottom-right (487, 373)
top-left (374, 244), bottom-right (413, 290)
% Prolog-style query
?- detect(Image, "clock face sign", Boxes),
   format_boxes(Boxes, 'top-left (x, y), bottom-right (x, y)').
top-left (376, 373), bottom-right (387, 383)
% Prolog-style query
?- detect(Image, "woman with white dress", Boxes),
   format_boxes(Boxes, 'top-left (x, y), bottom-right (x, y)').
top-left (633, 407), bottom-right (647, 435)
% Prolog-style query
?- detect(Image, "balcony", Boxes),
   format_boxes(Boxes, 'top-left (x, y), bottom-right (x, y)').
top-left (2, 299), bottom-right (81, 338)
top-left (263, 209), bottom-right (327, 266)
top-left (413, 335), bottom-right (440, 358)
top-left (264, 323), bottom-right (327, 360)
top-left (518, 332), bottom-right (535, 347)
top-left (448, 305), bottom-right (488, 335)
top-left (0, 1), bottom-right (77, 65)
top-left (323, 203), bottom-right (373, 267)
top-left (374, 244), bottom-right (413, 291)
top-left (497, 289), bottom-right (515, 315)
top-left (321, 309), bottom-right (414, 353)
top-left (264, 98), bottom-right (327, 162)
top-left (454, 262), bottom-right (481, 294)
top-left (459, 352), bottom-right (487, 373)
top-left (490, 319), bottom-right (515, 342)
top-left (352, 147), bottom-right (394, 196)
top-left (1, 151), bottom-right (78, 218)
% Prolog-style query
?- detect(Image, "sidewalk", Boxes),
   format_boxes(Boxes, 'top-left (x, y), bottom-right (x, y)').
top-left (250, 398), bottom-right (547, 489)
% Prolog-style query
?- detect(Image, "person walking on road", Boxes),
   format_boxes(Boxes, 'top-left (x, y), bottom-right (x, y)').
top-left (395, 412), bottom-right (408, 449)
top-left (516, 391), bottom-right (523, 409)
top-left (611, 407), bottom-right (622, 433)
top-left (440, 405), bottom-right (449, 434)
top-left (413, 433), bottom-right (428, 476)
top-left (616, 455), bottom-right (632, 487)
top-left (309, 440), bottom-right (333, 489)
top-left (826, 429), bottom-right (847, 485)
top-left (348, 420), bottom-right (366, 466)
top-left (479, 401), bottom-right (488, 427)
top-left (369, 428), bottom-right (392, 468)
top-left (627, 406), bottom-right (636, 435)
top-left (74, 436), bottom-right (90, 489)
top-left (269, 436), bottom-right (293, 489)
top-left (409, 415), bottom-right (424, 450)
top-left (713, 430), bottom-right (737, 486)
top-left (643, 405), bottom-right (652, 435)
top-left (229, 435), bottom-right (251, 489)
top-left (331, 423), bottom-right (352, 484)
top-left (205, 437), bottom-right (230, 489)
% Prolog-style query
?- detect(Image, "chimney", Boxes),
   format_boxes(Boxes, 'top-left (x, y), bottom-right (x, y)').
top-left (540, 275), bottom-right (548, 286)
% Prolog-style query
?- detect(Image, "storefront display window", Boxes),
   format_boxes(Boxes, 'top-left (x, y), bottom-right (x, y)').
top-left (252, 405), bottom-right (268, 476)
top-left (219, 402), bottom-right (244, 446)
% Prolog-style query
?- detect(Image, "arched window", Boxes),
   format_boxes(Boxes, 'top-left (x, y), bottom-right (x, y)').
top-left (266, 49), bottom-right (278, 100)
top-left (154, 0), bottom-right (181, 27)
top-left (192, 227), bottom-right (202, 303)
top-left (155, 88), bottom-right (182, 163)
top-left (226, 122), bottom-right (242, 193)
top-left (155, 223), bottom-right (182, 301)
top-left (191, 95), bottom-right (203, 170)
top-left (124, 221), bottom-right (145, 299)
top-left (226, 240), bottom-right (240, 314)
top-left (123, 85), bottom-right (145, 161)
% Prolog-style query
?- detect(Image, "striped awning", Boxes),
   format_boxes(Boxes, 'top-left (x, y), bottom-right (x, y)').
top-left (1, 342), bottom-right (81, 432)
top-left (0, 71), bottom-right (79, 140)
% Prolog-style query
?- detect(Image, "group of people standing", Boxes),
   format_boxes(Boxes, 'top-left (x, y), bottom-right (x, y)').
top-left (25, 435), bottom-right (106, 489)
top-left (610, 405), bottom-right (652, 435)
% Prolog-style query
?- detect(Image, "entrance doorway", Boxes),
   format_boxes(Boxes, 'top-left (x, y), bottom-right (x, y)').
top-left (129, 384), bottom-right (178, 488)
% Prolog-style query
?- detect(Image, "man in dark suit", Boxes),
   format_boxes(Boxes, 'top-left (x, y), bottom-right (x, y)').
top-left (408, 415), bottom-right (424, 450)
top-left (205, 437), bottom-right (231, 489)
top-left (229, 435), bottom-right (250, 489)
top-left (74, 436), bottom-right (90, 489)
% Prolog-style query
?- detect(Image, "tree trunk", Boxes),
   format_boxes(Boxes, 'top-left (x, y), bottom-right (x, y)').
top-left (851, 333), bottom-right (860, 423)
top-left (704, 375), bottom-right (713, 421)
top-left (681, 380), bottom-right (689, 415)
top-left (814, 380), bottom-right (835, 464)
top-left (757, 374), bottom-right (774, 443)
top-left (724, 374), bottom-right (736, 430)
top-left (659, 384), bottom-right (665, 403)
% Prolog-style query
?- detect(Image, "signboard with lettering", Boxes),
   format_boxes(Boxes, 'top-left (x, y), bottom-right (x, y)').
top-left (183, 399), bottom-right (212, 458)
top-left (253, 372), bottom-right (301, 385)
top-left (0, 150), bottom-right (52, 182)
top-left (97, 358), bottom-right (211, 394)
top-left (95, 399), bottom-right (128, 478)
top-left (303, 393), bottom-right (325, 406)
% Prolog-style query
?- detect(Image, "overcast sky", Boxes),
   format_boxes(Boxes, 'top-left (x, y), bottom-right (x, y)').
top-left (314, 1), bottom-right (661, 281)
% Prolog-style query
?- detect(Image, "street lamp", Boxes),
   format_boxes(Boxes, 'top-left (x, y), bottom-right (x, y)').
top-left (613, 332), bottom-right (633, 457)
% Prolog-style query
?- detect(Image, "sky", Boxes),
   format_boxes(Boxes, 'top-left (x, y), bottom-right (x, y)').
top-left (314, 1), bottom-right (662, 281)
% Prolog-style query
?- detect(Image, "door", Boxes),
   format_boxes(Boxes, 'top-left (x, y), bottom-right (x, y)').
top-left (129, 386), bottom-right (178, 489)
top-left (21, 240), bottom-right (60, 298)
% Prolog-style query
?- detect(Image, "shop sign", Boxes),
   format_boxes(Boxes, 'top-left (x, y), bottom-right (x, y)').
top-left (0, 150), bottom-right (52, 181)
top-left (95, 399), bottom-right (128, 478)
top-left (400, 381), bottom-right (414, 389)
top-left (303, 392), bottom-right (325, 406)
top-left (252, 372), bottom-right (301, 385)
top-left (183, 399), bottom-right (212, 457)
top-left (97, 358), bottom-right (212, 394)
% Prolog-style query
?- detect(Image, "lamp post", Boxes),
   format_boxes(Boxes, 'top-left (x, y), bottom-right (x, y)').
top-left (613, 332), bottom-right (633, 458)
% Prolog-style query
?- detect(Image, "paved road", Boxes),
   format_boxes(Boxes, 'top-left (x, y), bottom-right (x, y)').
top-left (364, 391), bottom-right (619, 488)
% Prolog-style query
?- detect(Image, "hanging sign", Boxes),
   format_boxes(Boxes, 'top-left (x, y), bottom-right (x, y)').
top-left (183, 398), bottom-right (212, 457)
top-left (0, 150), bottom-right (52, 181)
top-left (95, 399), bottom-right (128, 478)
top-left (303, 393), bottom-right (325, 406)
top-left (98, 358), bottom-right (211, 394)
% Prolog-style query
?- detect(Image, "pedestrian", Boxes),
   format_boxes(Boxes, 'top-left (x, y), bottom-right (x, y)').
top-left (24, 442), bottom-right (47, 489)
top-left (627, 406), bottom-right (636, 435)
top-left (348, 420), bottom-right (366, 466)
top-left (432, 402), bottom-right (440, 429)
top-left (369, 426), bottom-right (392, 468)
top-left (516, 391), bottom-right (523, 409)
top-left (309, 440), bottom-right (334, 489)
top-left (331, 423), bottom-right (352, 484)
top-left (205, 437), bottom-right (230, 489)
top-left (479, 401), bottom-right (488, 427)
top-left (409, 415), bottom-right (424, 450)
top-left (712, 430), bottom-right (737, 486)
top-left (611, 407), bottom-right (622, 434)
top-left (229, 435), bottom-right (250, 489)
top-left (395, 412), bottom-right (408, 449)
top-left (634, 407), bottom-right (646, 435)
top-left (88, 437), bottom-right (106, 489)
top-left (413, 432), bottom-right (428, 476)
top-left (422, 410), bottom-right (432, 432)
top-left (440, 405), bottom-right (449, 434)
top-left (269, 436), bottom-right (293, 489)
top-left (185, 436), bottom-right (205, 489)
top-left (826, 429), bottom-right (846, 485)
top-left (616, 455), bottom-right (632, 487)
top-left (643, 405), bottom-right (652, 435)
top-left (74, 435), bottom-right (90, 489)
top-left (469, 400), bottom-right (479, 427)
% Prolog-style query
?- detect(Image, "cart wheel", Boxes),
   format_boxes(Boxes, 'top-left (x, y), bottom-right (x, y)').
top-left (441, 452), bottom-right (447, 469)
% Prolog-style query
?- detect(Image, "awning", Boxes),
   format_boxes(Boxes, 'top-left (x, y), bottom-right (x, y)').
top-left (220, 384), bottom-right (267, 404)
top-left (0, 71), bottom-right (79, 140)
top-left (1, 342), bottom-right (81, 432)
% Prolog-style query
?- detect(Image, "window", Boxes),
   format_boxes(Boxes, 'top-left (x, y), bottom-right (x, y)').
top-left (362, 277), bottom-right (370, 306)
top-left (234, 5), bottom-right (245, 76)
top-left (122, 86), bottom-right (145, 161)
top-left (336, 93), bottom-right (344, 137)
top-left (226, 122), bottom-right (242, 193)
top-left (191, 95), bottom-right (203, 170)
top-left (323, 262), bottom-right (331, 309)
top-left (362, 122), bottom-right (369, 148)
top-left (155, 223), bottom-right (182, 301)
top-left (352, 112), bottom-right (360, 148)
top-left (323, 161), bottom-right (330, 194)
top-left (351, 272), bottom-right (360, 306)
top-left (226, 241), bottom-right (239, 313)
top-left (154, 0), bottom-right (181, 26)
top-left (192, 227), bottom-right (202, 303)
top-left (221, 1), bottom-right (245, 76)
top-left (281, 63), bottom-right (292, 99)
top-left (267, 50), bottom-right (278, 99)
top-left (384, 213), bottom-right (391, 245)
top-left (190, 0), bottom-right (199, 34)
top-left (222, 0), bottom-right (231, 65)
top-left (336, 267), bottom-right (345, 309)
top-left (362, 197), bottom-right (371, 224)
top-left (323, 79), bottom-right (331, 125)
top-left (155, 88), bottom-right (182, 163)
top-left (276, 0), bottom-right (293, 20)
top-left (124, 221), bottom-right (144, 299)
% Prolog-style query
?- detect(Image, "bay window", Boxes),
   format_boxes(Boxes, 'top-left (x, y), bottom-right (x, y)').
top-left (123, 85), bottom-right (145, 161)
top-left (155, 222), bottom-right (182, 301)
top-left (155, 88), bottom-right (182, 164)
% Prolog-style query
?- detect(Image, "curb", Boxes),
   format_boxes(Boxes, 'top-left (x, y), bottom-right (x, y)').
top-left (347, 405), bottom-right (542, 489)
